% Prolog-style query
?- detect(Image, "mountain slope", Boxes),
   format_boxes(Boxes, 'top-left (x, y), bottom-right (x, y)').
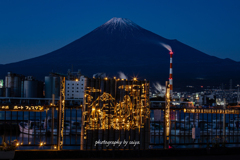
top-left (1, 17), bottom-right (240, 89)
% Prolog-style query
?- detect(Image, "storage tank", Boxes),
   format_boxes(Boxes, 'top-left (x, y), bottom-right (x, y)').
top-left (24, 80), bottom-right (38, 98)
top-left (21, 81), bottom-right (24, 97)
top-left (52, 77), bottom-right (60, 98)
top-left (5, 88), bottom-right (11, 97)
top-left (4, 72), bottom-right (23, 97)
top-left (13, 76), bottom-right (21, 97)
top-left (5, 72), bottom-right (12, 88)
top-left (45, 76), bottom-right (53, 98)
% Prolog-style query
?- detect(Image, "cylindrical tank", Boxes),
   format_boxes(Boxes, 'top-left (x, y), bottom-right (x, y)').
top-left (5, 75), bottom-right (11, 88)
top-left (21, 81), bottom-right (24, 97)
top-left (13, 76), bottom-right (21, 97)
top-left (24, 80), bottom-right (38, 98)
top-left (45, 76), bottom-right (53, 98)
top-left (0, 88), bottom-right (3, 97)
top-left (5, 88), bottom-right (11, 97)
top-left (52, 77), bottom-right (60, 98)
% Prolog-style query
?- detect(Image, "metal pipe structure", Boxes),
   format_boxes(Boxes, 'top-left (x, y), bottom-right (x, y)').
top-left (169, 51), bottom-right (173, 97)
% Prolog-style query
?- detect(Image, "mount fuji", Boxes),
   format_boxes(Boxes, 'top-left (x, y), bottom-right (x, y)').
top-left (1, 17), bottom-right (240, 89)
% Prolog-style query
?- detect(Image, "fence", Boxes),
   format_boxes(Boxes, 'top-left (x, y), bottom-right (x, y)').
top-left (150, 108), bottom-right (240, 148)
top-left (1, 105), bottom-right (240, 149)
top-left (0, 107), bottom-right (81, 150)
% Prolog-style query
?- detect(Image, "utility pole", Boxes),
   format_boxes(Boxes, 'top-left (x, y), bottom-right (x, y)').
top-left (57, 77), bottom-right (65, 150)
top-left (164, 81), bottom-right (170, 149)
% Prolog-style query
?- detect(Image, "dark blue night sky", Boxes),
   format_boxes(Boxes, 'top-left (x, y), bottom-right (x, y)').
top-left (0, 0), bottom-right (240, 64)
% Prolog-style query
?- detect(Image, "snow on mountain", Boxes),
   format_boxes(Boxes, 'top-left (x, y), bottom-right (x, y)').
top-left (0, 17), bottom-right (240, 89)
top-left (103, 17), bottom-right (140, 29)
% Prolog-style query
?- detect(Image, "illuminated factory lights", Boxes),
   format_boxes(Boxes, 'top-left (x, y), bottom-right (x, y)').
top-left (81, 77), bottom-right (150, 150)
top-left (184, 108), bottom-right (240, 114)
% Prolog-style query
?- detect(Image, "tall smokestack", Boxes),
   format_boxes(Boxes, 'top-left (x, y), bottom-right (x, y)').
top-left (169, 51), bottom-right (173, 96)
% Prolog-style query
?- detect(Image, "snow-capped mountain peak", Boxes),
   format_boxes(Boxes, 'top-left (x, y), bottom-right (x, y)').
top-left (100, 17), bottom-right (141, 31)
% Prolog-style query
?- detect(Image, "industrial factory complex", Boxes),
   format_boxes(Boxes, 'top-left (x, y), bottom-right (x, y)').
top-left (0, 70), bottom-right (87, 106)
top-left (0, 70), bottom-right (239, 108)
